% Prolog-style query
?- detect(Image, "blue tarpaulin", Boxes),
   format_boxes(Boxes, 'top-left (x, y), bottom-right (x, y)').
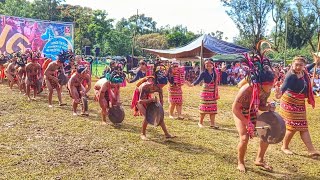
top-left (143, 34), bottom-right (250, 59)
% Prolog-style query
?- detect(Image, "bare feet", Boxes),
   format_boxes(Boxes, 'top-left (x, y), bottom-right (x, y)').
top-left (165, 134), bottom-right (177, 139)
top-left (281, 147), bottom-right (294, 155)
top-left (237, 164), bottom-right (246, 173)
top-left (73, 112), bottom-right (78, 116)
top-left (177, 116), bottom-right (184, 120)
top-left (48, 105), bottom-right (53, 108)
top-left (210, 125), bottom-right (219, 129)
top-left (308, 151), bottom-right (320, 158)
top-left (81, 112), bottom-right (89, 116)
top-left (101, 121), bottom-right (108, 125)
top-left (254, 161), bottom-right (273, 172)
top-left (140, 134), bottom-right (149, 141)
top-left (198, 123), bottom-right (204, 128)
top-left (169, 115), bottom-right (176, 119)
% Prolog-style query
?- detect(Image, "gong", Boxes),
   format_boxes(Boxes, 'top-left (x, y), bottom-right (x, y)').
top-left (58, 73), bottom-right (68, 85)
top-left (108, 105), bottom-right (125, 124)
top-left (256, 111), bottom-right (286, 144)
top-left (146, 102), bottom-right (164, 126)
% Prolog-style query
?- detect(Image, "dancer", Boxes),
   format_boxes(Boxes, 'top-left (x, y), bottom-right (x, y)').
top-left (25, 55), bottom-right (42, 100)
top-left (187, 59), bottom-right (219, 128)
top-left (67, 67), bottom-right (88, 116)
top-left (4, 54), bottom-right (18, 89)
top-left (137, 76), bottom-right (174, 140)
top-left (44, 56), bottom-right (66, 107)
top-left (275, 55), bottom-right (320, 158)
top-left (167, 62), bottom-right (185, 119)
top-left (16, 59), bottom-right (26, 94)
top-left (128, 60), bottom-right (148, 116)
top-left (233, 41), bottom-right (276, 172)
top-left (94, 72), bottom-right (123, 124)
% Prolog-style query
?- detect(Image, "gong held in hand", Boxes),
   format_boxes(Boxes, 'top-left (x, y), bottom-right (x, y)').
top-left (146, 101), bottom-right (164, 126)
top-left (255, 111), bottom-right (286, 144)
top-left (108, 105), bottom-right (125, 124)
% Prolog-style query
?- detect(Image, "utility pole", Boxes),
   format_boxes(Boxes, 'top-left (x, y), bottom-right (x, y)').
top-left (284, 13), bottom-right (288, 67)
top-left (131, 9), bottom-right (138, 69)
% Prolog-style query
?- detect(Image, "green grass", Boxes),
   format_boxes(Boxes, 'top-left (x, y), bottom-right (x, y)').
top-left (0, 82), bottom-right (320, 179)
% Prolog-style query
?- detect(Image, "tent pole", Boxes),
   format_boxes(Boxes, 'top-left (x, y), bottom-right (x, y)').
top-left (200, 40), bottom-right (204, 73)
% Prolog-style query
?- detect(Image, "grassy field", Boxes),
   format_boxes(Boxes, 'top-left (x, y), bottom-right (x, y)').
top-left (0, 80), bottom-right (320, 179)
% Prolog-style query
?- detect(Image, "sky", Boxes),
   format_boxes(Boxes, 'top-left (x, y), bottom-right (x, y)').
top-left (63, 0), bottom-right (240, 42)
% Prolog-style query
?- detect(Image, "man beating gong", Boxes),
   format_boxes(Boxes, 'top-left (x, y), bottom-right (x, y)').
top-left (233, 41), bottom-right (279, 173)
top-left (94, 71), bottom-right (124, 125)
top-left (137, 75), bottom-right (175, 140)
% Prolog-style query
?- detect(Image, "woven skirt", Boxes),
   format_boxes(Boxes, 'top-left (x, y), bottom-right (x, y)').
top-left (168, 85), bottom-right (183, 105)
top-left (279, 91), bottom-right (307, 131)
top-left (199, 83), bottom-right (217, 114)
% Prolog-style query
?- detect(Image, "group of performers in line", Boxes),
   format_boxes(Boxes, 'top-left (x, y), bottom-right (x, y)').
top-left (1, 42), bottom-right (320, 173)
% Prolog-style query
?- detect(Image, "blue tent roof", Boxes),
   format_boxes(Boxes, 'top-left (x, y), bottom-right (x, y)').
top-left (143, 34), bottom-right (250, 59)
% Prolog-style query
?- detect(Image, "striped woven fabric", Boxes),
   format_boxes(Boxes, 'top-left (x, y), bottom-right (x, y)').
top-left (280, 91), bottom-right (308, 131)
top-left (199, 83), bottom-right (217, 114)
top-left (168, 85), bottom-right (183, 104)
top-left (242, 108), bottom-right (258, 126)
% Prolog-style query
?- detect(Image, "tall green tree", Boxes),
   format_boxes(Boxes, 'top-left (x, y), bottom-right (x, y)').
top-left (105, 30), bottom-right (132, 56)
top-left (221, 0), bottom-right (272, 49)
top-left (31, 0), bottom-right (65, 21)
top-left (0, 0), bottom-right (33, 18)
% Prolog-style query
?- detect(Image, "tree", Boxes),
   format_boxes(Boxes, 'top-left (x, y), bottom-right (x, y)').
top-left (128, 14), bottom-right (157, 35)
top-left (87, 10), bottom-right (114, 54)
top-left (0, 0), bottom-right (33, 18)
top-left (105, 30), bottom-right (132, 56)
top-left (286, 3), bottom-right (318, 50)
top-left (31, 0), bottom-right (65, 21)
top-left (135, 33), bottom-right (168, 56)
top-left (222, 0), bottom-right (272, 49)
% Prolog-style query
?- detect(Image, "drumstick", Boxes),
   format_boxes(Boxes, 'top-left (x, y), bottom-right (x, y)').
top-left (255, 126), bottom-right (270, 129)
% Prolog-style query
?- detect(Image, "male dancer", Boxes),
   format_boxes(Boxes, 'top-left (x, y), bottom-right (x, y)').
top-left (67, 67), bottom-right (88, 116)
top-left (4, 55), bottom-right (18, 89)
top-left (44, 58), bottom-right (66, 107)
top-left (94, 77), bottom-right (121, 124)
top-left (137, 76), bottom-right (174, 140)
top-left (25, 56), bottom-right (42, 101)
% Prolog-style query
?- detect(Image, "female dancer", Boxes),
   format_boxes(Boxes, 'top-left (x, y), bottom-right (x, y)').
top-left (187, 59), bottom-right (219, 128)
top-left (167, 62), bottom-right (185, 119)
top-left (275, 55), bottom-right (320, 157)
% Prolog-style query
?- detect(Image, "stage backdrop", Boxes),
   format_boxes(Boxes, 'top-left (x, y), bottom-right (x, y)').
top-left (0, 14), bottom-right (74, 60)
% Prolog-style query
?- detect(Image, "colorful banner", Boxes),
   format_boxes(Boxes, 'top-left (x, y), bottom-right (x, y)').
top-left (0, 14), bottom-right (74, 60)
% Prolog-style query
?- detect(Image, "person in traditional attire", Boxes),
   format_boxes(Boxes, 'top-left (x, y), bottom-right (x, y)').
top-left (94, 71), bottom-right (124, 124)
top-left (137, 76), bottom-right (174, 140)
top-left (43, 56), bottom-right (66, 107)
top-left (232, 42), bottom-right (276, 172)
top-left (275, 55), bottom-right (320, 158)
top-left (187, 59), bottom-right (220, 128)
top-left (4, 55), bottom-right (18, 89)
top-left (128, 60), bottom-right (148, 116)
top-left (16, 58), bottom-right (26, 94)
top-left (167, 62), bottom-right (185, 119)
top-left (25, 54), bottom-right (42, 101)
top-left (67, 67), bottom-right (89, 116)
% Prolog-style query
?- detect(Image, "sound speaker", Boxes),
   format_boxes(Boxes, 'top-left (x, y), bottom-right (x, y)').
top-left (84, 46), bottom-right (91, 56)
top-left (95, 47), bottom-right (100, 57)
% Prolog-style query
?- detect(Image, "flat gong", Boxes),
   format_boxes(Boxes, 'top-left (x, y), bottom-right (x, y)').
top-left (256, 111), bottom-right (286, 144)
top-left (108, 105), bottom-right (125, 124)
top-left (146, 102), bottom-right (164, 126)
top-left (58, 73), bottom-right (68, 85)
